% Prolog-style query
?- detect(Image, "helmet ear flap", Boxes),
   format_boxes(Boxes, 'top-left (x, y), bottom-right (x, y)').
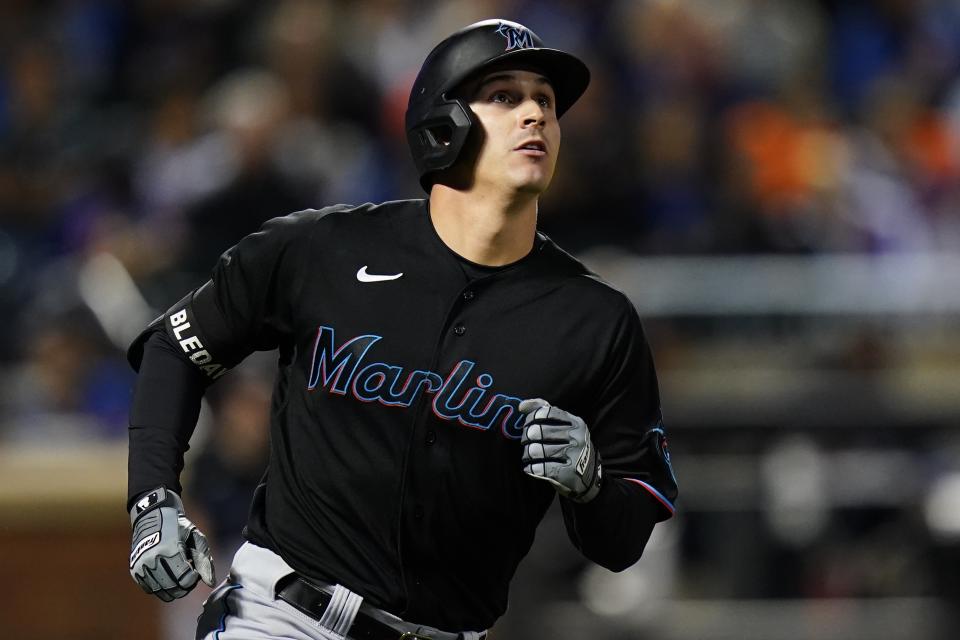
top-left (406, 99), bottom-right (474, 189)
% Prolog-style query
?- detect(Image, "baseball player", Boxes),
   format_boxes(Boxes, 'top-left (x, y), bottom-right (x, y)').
top-left (127, 19), bottom-right (678, 640)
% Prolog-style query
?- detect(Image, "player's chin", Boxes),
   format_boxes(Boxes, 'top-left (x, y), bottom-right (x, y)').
top-left (508, 165), bottom-right (555, 194)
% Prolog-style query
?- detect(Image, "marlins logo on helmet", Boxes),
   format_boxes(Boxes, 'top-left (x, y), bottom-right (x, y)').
top-left (496, 22), bottom-right (534, 50)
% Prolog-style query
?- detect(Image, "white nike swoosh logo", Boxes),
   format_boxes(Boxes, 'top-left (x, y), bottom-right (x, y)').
top-left (356, 266), bottom-right (403, 282)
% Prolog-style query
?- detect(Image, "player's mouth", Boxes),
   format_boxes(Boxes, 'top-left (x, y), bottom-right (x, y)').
top-left (514, 139), bottom-right (547, 157)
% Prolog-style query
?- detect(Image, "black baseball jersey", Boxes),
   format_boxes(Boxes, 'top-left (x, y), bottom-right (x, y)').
top-left (127, 199), bottom-right (677, 631)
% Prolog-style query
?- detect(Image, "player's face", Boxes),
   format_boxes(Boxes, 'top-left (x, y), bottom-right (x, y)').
top-left (467, 69), bottom-right (560, 195)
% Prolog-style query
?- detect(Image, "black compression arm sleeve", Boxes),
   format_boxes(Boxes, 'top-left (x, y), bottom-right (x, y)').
top-left (127, 329), bottom-right (209, 510)
top-left (560, 478), bottom-right (661, 572)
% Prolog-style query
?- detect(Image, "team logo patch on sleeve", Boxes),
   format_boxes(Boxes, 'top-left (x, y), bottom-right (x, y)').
top-left (650, 421), bottom-right (677, 485)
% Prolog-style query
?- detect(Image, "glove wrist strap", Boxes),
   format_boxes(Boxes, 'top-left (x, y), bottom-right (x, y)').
top-left (129, 487), bottom-right (183, 525)
top-left (570, 463), bottom-right (603, 504)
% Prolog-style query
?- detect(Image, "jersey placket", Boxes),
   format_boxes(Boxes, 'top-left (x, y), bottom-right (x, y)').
top-left (395, 277), bottom-right (486, 618)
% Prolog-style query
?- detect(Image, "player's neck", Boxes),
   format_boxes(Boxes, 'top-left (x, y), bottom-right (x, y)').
top-left (428, 184), bottom-right (538, 266)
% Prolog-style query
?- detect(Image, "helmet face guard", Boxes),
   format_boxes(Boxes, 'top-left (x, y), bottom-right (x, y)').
top-left (405, 19), bottom-right (590, 192)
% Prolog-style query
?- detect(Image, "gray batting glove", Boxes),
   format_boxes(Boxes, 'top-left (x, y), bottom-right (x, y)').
top-left (519, 399), bottom-right (602, 503)
top-left (129, 487), bottom-right (216, 601)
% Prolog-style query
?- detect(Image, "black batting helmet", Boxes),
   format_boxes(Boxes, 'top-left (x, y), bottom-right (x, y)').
top-left (405, 19), bottom-right (590, 192)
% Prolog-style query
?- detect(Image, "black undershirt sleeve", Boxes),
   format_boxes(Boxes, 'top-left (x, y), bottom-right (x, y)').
top-left (559, 478), bottom-right (660, 572)
top-left (127, 329), bottom-right (209, 510)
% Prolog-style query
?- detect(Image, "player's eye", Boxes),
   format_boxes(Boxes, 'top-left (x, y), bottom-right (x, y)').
top-left (536, 95), bottom-right (553, 109)
top-left (490, 91), bottom-right (512, 104)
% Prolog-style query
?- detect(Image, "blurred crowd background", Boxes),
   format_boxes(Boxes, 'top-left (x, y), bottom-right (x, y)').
top-left (2, 0), bottom-right (960, 639)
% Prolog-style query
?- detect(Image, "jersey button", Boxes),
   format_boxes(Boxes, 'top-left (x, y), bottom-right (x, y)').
top-left (463, 290), bottom-right (475, 301)
top-left (425, 430), bottom-right (437, 445)
top-left (413, 506), bottom-right (424, 520)
top-left (453, 325), bottom-right (466, 336)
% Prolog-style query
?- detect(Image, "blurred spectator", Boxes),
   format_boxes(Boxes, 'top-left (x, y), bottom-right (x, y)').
top-left (1, 39), bottom-right (72, 251)
top-left (828, 0), bottom-right (915, 114)
top-left (262, 0), bottom-right (392, 205)
top-left (839, 73), bottom-right (957, 252)
top-left (1, 308), bottom-right (132, 442)
top-left (724, 72), bottom-right (852, 251)
top-left (180, 67), bottom-right (308, 275)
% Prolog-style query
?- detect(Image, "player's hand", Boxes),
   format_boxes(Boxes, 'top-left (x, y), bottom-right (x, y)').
top-left (519, 399), bottom-right (602, 503)
top-left (129, 487), bottom-right (216, 601)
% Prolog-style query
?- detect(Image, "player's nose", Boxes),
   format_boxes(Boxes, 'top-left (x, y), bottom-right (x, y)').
top-left (519, 98), bottom-right (546, 128)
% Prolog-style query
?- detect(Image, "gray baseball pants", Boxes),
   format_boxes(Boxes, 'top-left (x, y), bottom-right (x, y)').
top-left (195, 541), bottom-right (488, 640)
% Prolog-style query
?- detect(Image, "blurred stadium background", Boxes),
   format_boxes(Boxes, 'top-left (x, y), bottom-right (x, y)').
top-left (2, 0), bottom-right (960, 638)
